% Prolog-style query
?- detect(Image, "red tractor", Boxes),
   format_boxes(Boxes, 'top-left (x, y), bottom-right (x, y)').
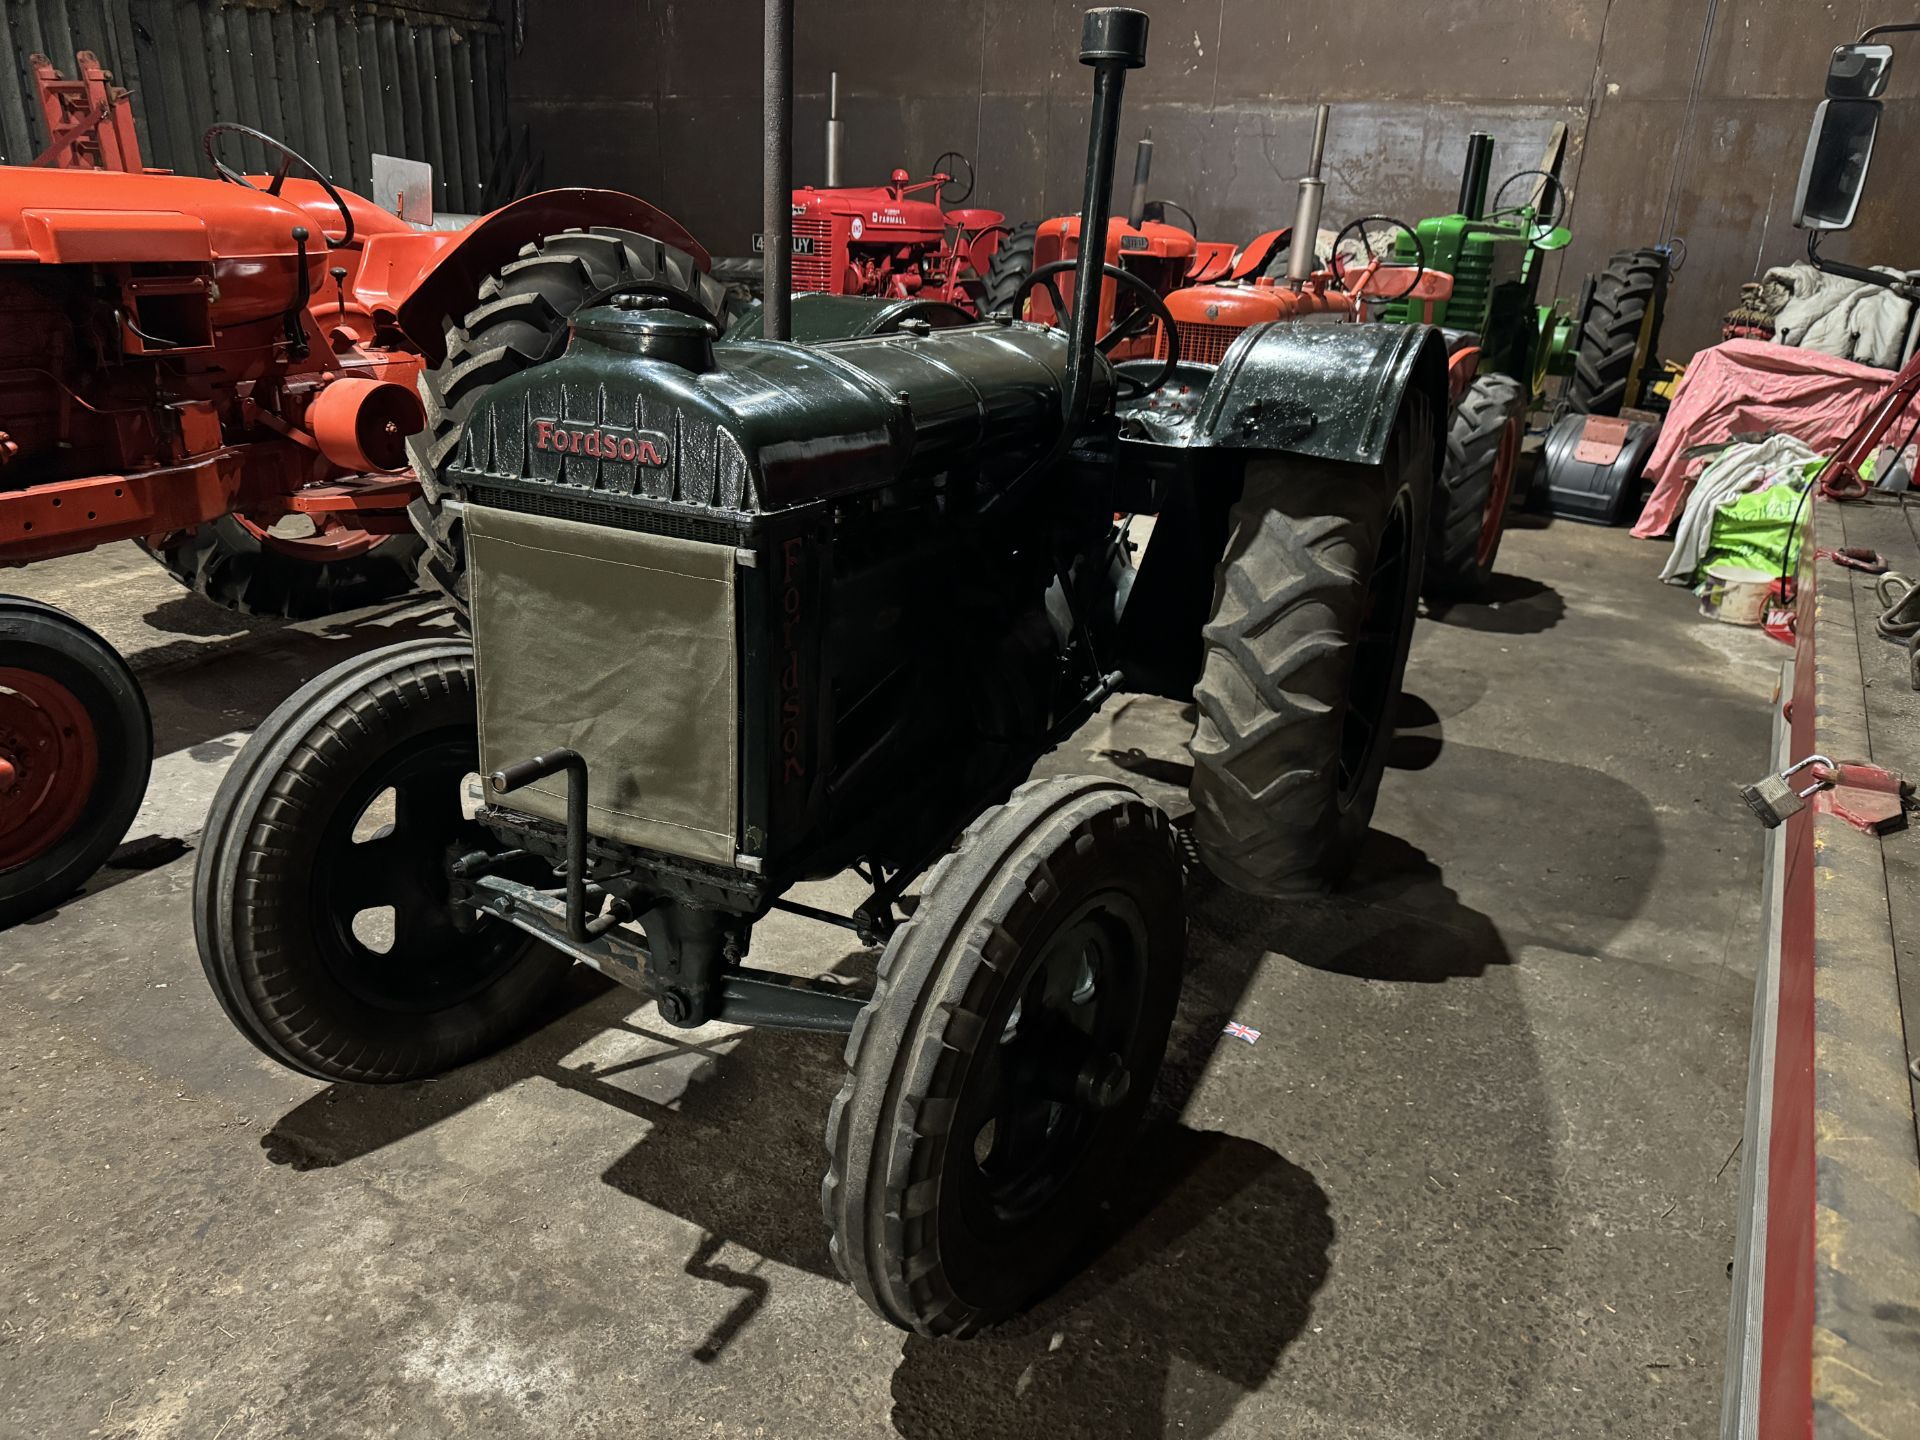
top-left (771, 150), bottom-right (1009, 314)
top-left (0, 54), bottom-right (723, 926)
top-left (988, 116), bottom-right (1506, 596)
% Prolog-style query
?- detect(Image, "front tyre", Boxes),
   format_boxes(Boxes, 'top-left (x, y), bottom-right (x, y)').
top-left (0, 599), bottom-right (151, 927)
top-left (194, 638), bottom-right (558, 1083)
top-left (823, 776), bottom-right (1186, 1337)
top-left (1188, 395), bottom-right (1435, 895)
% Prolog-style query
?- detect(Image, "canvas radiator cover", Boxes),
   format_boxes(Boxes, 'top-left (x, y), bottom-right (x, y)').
top-left (466, 503), bottom-right (739, 865)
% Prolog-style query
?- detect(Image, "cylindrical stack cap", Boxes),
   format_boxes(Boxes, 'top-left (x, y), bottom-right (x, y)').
top-left (1080, 7), bottom-right (1148, 67)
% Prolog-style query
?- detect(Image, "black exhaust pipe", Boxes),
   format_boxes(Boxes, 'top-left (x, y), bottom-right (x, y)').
top-left (1126, 127), bottom-right (1153, 227)
top-left (1458, 131), bottom-right (1494, 220)
top-left (762, 0), bottom-right (794, 340)
top-left (1062, 7), bottom-right (1149, 432)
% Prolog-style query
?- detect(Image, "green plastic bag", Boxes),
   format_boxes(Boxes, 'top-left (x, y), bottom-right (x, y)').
top-left (1698, 469), bottom-right (1817, 578)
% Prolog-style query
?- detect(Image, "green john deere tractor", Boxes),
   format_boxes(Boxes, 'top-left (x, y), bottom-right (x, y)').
top-left (1384, 127), bottom-right (1674, 580)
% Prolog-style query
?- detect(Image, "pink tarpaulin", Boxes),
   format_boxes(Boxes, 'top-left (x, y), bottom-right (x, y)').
top-left (1631, 339), bottom-right (1891, 538)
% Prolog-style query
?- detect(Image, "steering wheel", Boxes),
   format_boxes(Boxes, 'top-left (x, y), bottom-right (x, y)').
top-left (931, 151), bottom-right (975, 206)
top-left (1489, 168), bottom-right (1568, 233)
top-left (1141, 199), bottom-right (1198, 236)
top-left (203, 122), bottom-right (355, 247)
top-left (1011, 259), bottom-right (1182, 401)
top-left (1331, 215), bottom-right (1426, 305)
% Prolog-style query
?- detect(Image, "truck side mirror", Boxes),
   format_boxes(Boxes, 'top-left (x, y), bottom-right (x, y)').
top-left (1827, 42), bottom-right (1894, 99)
top-left (1791, 97), bottom-right (1881, 230)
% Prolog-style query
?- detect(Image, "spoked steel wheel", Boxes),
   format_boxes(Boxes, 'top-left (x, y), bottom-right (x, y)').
top-left (825, 776), bottom-right (1185, 1337)
top-left (0, 599), bottom-right (151, 928)
top-left (195, 638), bottom-right (559, 1083)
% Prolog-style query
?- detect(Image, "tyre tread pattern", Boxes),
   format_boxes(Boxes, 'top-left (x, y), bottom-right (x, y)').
top-left (193, 638), bottom-right (553, 1084)
top-left (822, 775), bottom-right (1182, 1337)
top-left (405, 228), bottom-right (728, 618)
top-left (1426, 372), bottom-right (1526, 598)
top-left (1187, 398), bottom-right (1434, 895)
top-left (1565, 246), bottom-right (1670, 417)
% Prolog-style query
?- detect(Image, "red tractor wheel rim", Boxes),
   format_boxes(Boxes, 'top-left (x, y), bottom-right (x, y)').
top-left (0, 667), bottom-right (99, 871)
top-left (235, 511), bottom-right (383, 564)
top-left (1477, 415), bottom-right (1523, 569)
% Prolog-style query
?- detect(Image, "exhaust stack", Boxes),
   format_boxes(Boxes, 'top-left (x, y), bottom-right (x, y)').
top-left (1126, 127), bottom-right (1153, 227)
top-left (825, 71), bottom-right (843, 186)
top-left (1286, 103), bottom-right (1331, 286)
top-left (1458, 131), bottom-right (1494, 219)
top-left (1062, 7), bottom-right (1149, 432)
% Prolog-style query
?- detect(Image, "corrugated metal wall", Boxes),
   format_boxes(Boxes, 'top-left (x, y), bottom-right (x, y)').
top-left (0, 0), bottom-right (508, 213)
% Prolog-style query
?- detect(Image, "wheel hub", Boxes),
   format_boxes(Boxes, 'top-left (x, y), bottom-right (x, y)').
top-left (0, 667), bottom-right (99, 872)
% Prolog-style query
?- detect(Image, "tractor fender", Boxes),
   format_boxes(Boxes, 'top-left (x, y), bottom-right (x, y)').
top-left (361, 188), bottom-right (710, 365)
top-left (1191, 320), bottom-right (1449, 472)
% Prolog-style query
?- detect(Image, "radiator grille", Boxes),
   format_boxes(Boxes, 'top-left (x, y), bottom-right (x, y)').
top-left (470, 486), bottom-right (741, 546)
top-left (1158, 322), bottom-right (1241, 367)
top-left (792, 217), bottom-right (834, 291)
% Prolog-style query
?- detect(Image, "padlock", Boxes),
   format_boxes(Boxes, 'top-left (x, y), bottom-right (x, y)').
top-left (1738, 754), bottom-right (1835, 828)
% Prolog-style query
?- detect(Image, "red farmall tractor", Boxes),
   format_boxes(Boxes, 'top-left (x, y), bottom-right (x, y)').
top-left (773, 150), bottom-right (1009, 314)
top-left (0, 54), bottom-right (720, 926)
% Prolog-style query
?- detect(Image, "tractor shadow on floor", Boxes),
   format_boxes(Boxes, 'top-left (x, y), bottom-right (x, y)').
top-left (265, 900), bottom-right (1334, 1431)
top-left (1421, 572), bottom-right (1567, 636)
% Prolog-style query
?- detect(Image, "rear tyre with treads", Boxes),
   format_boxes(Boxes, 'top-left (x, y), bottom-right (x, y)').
top-left (1566, 246), bottom-right (1670, 417)
top-left (406, 228), bottom-right (728, 621)
top-left (1187, 395), bottom-right (1435, 895)
top-left (1426, 372), bottom-right (1526, 599)
top-left (982, 219), bottom-right (1038, 316)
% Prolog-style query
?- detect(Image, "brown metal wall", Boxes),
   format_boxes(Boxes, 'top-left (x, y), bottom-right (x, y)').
top-left (510, 0), bottom-right (1914, 358)
top-left (3, 0), bottom-right (508, 213)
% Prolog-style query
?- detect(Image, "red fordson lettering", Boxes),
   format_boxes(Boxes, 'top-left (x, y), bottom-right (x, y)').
top-left (532, 419), bottom-right (669, 467)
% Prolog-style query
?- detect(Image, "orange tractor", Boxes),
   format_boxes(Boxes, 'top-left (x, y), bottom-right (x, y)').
top-left (0, 54), bottom-right (723, 925)
top-left (985, 111), bottom-right (1505, 594)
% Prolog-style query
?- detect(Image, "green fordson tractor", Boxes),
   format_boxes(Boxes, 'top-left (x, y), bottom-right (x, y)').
top-left (1384, 130), bottom-right (1673, 560)
top-left (195, 7), bottom-right (1452, 1335)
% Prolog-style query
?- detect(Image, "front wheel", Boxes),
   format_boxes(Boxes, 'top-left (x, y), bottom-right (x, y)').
top-left (0, 599), bottom-right (151, 927)
top-left (1188, 395), bottom-right (1435, 895)
top-left (194, 638), bottom-right (559, 1083)
top-left (823, 776), bottom-right (1186, 1337)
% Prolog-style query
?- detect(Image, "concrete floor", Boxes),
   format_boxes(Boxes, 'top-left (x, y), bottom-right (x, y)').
top-left (0, 518), bottom-right (1780, 1439)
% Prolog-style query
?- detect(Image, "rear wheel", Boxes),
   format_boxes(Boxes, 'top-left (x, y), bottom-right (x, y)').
top-left (0, 599), bottom-right (151, 927)
top-left (823, 776), bottom-right (1185, 1337)
top-left (1188, 395), bottom-right (1434, 895)
top-left (194, 637), bottom-right (559, 1083)
top-left (138, 512), bottom-right (422, 620)
top-left (1566, 246), bottom-right (1670, 417)
top-left (1426, 372), bottom-right (1526, 599)
top-left (407, 228), bottom-right (727, 620)
top-left (981, 219), bottom-right (1038, 316)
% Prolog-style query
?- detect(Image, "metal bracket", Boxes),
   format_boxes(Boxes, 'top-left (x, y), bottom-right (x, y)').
top-left (465, 874), bottom-right (868, 1035)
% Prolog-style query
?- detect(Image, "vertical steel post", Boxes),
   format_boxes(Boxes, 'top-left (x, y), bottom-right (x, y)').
top-left (762, 0), bottom-right (794, 341)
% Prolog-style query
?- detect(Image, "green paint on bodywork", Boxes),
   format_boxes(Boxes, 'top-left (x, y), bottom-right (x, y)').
top-left (1382, 207), bottom-right (1577, 401)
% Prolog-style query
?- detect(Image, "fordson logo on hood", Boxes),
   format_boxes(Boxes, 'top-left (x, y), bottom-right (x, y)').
top-left (532, 419), bottom-right (669, 466)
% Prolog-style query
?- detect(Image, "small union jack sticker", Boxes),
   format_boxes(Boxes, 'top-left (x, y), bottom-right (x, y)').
top-left (1222, 1021), bottom-right (1261, 1045)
